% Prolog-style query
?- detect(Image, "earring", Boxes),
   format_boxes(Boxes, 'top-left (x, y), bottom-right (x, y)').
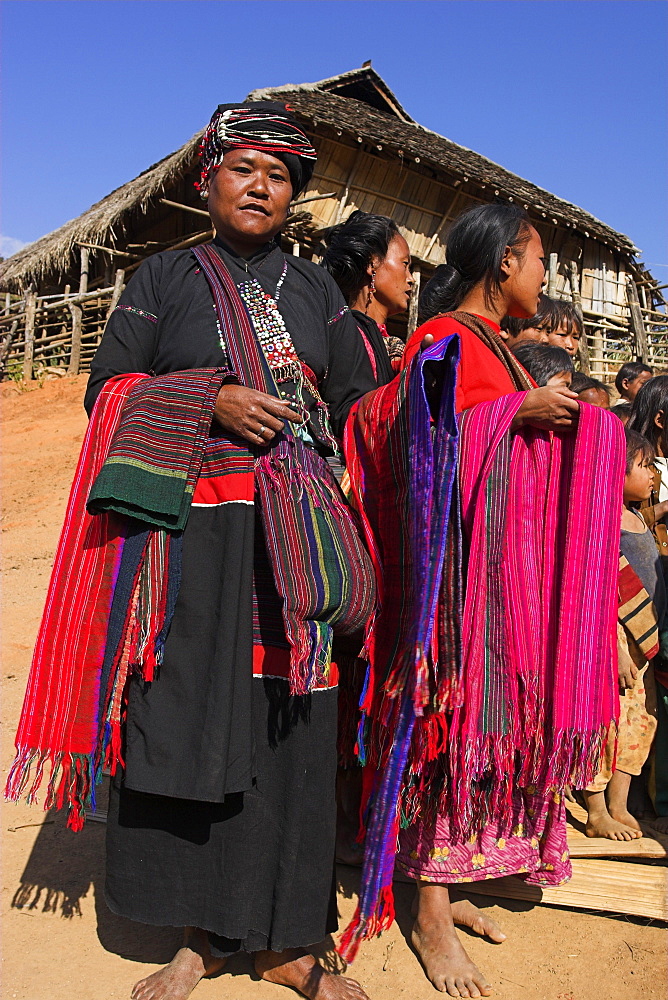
top-left (365, 270), bottom-right (376, 313)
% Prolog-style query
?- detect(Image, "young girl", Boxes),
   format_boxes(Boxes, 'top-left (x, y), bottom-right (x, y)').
top-left (583, 428), bottom-right (661, 839)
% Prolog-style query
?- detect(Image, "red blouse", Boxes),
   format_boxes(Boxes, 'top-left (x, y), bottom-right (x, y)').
top-left (403, 314), bottom-right (526, 413)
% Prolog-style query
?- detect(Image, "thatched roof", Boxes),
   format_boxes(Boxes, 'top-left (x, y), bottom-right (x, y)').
top-left (1, 65), bottom-right (639, 290)
top-left (258, 71), bottom-right (638, 256)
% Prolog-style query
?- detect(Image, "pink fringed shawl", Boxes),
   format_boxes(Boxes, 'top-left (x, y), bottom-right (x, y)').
top-left (449, 393), bottom-right (624, 837)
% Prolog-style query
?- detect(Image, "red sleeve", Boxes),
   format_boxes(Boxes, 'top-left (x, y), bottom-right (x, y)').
top-left (403, 317), bottom-right (522, 413)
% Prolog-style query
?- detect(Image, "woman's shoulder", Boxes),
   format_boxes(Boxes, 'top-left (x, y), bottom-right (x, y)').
top-left (286, 255), bottom-right (341, 293)
top-left (403, 314), bottom-right (478, 366)
top-left (125, 249), bottom-right (198, 286)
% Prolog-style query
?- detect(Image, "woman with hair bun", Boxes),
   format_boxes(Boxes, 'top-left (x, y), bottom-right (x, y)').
top-left (321, 210), bottom-right (414, 380)
top-left (341, 204), bottom-right (624, 997)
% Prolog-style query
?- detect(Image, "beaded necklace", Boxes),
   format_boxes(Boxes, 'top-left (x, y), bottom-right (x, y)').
top-left (210, 254), bottom-right (338, 454)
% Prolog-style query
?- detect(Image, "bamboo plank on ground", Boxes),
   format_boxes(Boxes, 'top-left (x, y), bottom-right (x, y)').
top-left (565, 797), bottom-right (668, 857)
top-left (567, 832), bottom-right (667, 859)
top-left (464, 859), bottom-right (667, 920)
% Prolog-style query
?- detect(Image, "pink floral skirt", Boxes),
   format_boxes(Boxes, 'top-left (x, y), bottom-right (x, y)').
top-left (396, 787), bottom-right (570, 886)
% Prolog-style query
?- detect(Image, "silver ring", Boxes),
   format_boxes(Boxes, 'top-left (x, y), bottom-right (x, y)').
top-left (258, 425), bottom-right (266, 437)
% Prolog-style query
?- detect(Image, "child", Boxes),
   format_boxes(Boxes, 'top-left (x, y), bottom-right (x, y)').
top-left (501, 295), bottom-right (583, 356)
top-left (615, 361), bottom-right (653, 403)
top-left (511, 341), bottom-right (574, 387)
top-left (570, 372), bottom-right (611, 409)
top-left (583, 428), bottom-right (661, 840)
top-left (628, 375), bottom-right (668, 831)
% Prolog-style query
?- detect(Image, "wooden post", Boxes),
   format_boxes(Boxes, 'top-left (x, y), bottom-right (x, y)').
top-left (407, 268), bottom-right (421, 337)
top-left (79, 246), bottom-right (89, 295)
top-left (22, 290), bottom-right (37, 381)
top-left (569, 260), bottom-right (590, 374)
top-left (68, 302), bottom-right (83, 375)
top-left (626, 277), bottom-right (649, 363)
top-left (0, 319), bottom-right (20, 376)
top-left (548, 252), bottom-right (559, 298)
top-left (105, 268), bottom-right (125, 321)
top-left (334, 152), bottom-right (361, 224)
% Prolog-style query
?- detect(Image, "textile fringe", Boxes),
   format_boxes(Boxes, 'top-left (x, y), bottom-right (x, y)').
top-left (338, 885), bottom-right (396, 964)
top-left (5, 747), bottom-right (97, 832)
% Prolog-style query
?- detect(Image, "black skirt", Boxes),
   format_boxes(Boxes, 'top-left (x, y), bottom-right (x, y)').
top-left (105, 677), bottom-right (339, 955)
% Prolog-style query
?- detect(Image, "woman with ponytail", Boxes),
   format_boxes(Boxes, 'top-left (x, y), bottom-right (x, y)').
top-left (321, 210), bottom-right (413, 381)
top-left (341, 204), bottom-right (624, 997)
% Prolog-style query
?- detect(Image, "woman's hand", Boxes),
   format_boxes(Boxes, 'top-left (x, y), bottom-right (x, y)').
top-left (512, 386), bottom-right (580, 432)
top-left (214, 384), bottom-right (301, 446)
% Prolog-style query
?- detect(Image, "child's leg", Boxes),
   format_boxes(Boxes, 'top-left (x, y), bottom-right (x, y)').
top-left (583, 787), bottom-right (640, 840)
top-left (606, 770), bottom-right (642, 836)
top-left (609, 662), bottom-right (656, 834)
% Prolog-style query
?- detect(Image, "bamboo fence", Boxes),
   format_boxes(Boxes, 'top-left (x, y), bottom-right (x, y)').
top-left (1, 249), bottom-right (666, 383)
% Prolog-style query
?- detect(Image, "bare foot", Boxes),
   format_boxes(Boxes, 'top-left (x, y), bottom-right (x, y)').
top-left (412, 919), bottom-right (493, 997)
top-left (450, 900), bottom-right (506, 944)
top-left (585, 812), bottom-right (641, 841)
top-left (256, 949), bottom-right (369, 999)
top-left (131, 929), bottom-right (225, 1000)
top-left (608, 806), bottom-right (643, 837)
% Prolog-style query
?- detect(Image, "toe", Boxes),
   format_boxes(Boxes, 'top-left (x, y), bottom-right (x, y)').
top-left (444, 978), bottom-right (461, 997)
top-left (454, 978), bottom-right (471, 997)
top-left (466, 980), bottom-right (482, 998)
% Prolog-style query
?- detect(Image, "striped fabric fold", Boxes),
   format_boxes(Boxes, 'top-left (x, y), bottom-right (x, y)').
top-left (5, 370), bottom-right (233, 829)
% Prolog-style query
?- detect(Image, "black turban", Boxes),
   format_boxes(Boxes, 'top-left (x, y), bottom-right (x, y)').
top-left (198, 101), bottom-right (317, 198)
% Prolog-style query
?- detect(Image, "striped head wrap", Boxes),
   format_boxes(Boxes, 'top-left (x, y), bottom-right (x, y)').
top-left (198, 101), bottom-right (317, 199)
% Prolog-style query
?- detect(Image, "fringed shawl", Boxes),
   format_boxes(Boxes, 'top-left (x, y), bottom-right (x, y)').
top-left (5, 370), bottom-right (228, 829)
top-left (340, 338), bottom-right (624, 961)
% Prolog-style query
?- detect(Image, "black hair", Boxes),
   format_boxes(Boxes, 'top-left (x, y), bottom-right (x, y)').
top-left (419, 203), bottom-right (533, 321)
top-left (501, 295), bottom-right (583, 340)
top-left (614, 361), bottom-right (653, 395)
top-left (319, 210), bottom-right (400, 302)
top-left (612, 401), bottom-right (633, 423)
top-left (624, 426), bottom-right (655, 475)
top-left (510, 342), bottom-right (574, 386)
top-left (570, 373), bottom-right (611, 396)
top-left (627, 374), bottom-right (668, 451)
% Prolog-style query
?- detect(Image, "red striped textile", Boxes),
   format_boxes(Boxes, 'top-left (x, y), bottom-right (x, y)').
top-left (6, 370), bottom-right (243, 829)
top-left (5, 375), bottom-right (146, 829)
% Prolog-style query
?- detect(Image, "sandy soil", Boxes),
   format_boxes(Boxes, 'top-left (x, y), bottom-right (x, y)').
top-left (1, 375), bottom-right (665, 1000)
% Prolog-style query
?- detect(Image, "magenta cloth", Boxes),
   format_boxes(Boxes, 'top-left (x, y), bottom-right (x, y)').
top-left (397, 395), bottom-right (624, 884)
top-left (398, 788), bottom-right (570, 886)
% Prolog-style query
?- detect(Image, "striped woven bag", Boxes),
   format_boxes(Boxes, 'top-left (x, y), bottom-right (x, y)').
top-left (192, 244), bottom-right (376, 695)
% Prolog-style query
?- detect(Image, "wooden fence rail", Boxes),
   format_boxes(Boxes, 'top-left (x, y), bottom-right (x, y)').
top-left (0, 269), bottom-right (125, 380)
top-left (1, 260), bottom-right (666, 383)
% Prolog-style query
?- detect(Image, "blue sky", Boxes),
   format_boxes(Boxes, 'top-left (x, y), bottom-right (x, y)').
top-left (2, 0), bottom-right (666, 273)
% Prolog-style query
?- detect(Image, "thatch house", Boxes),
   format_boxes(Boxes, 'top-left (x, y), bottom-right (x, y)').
top-left (1, 65), bottom-right (665, 379)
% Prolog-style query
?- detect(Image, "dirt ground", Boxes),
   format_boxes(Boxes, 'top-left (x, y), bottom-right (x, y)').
top-left (1, 375), bottom-right (665, 1000)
